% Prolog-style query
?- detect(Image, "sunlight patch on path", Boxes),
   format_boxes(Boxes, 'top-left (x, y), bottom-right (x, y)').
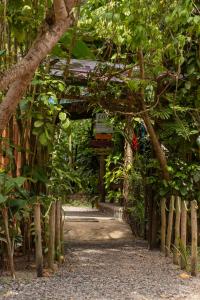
top-left (63, 205), bottom-right (134, 243)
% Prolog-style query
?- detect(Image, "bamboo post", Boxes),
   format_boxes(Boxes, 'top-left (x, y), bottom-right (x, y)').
top-left (161, 198), bottom-right (166, 253)
top-left (191, 200), bottom-right (198, 276)
top-left (180, 201), bottom-right (188, 269)
top-left (34, 202), bottom-right (43, 277)
top-left (173, 196), bottom-right (181, 265)
top-left (2, 208), bottom-right (15, 279)
top-left (166, 195), bottom-right (175, 257)
top-left (48, 202), bottom-right (56, 270)
top-left (60, 208), bottom-right (65, 257)
top-left (55, 200), bottom-right (61, 263)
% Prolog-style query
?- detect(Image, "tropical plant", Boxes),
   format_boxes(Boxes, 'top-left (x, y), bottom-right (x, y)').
top-left (0, 171), bottom-right (26, 278)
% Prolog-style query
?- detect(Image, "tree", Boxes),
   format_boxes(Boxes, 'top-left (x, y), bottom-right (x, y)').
top-left (0, 0), bottom-right (78, 135)
top-left (79, 0), bottom-right (199, 181)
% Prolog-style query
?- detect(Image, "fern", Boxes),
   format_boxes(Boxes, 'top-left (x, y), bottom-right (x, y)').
top-left (171, 105), bottom-right (191, 113)
top-left (151, 107), bottom-right (172, 120)
top-left (161, 120), bottom-right (196, 140)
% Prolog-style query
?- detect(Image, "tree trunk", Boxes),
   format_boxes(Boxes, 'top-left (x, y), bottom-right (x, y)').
top-left (147, 186), bottom-right (158, 250)
top-left (48, 202), bottom-right (56, 270)
top-left (161, 198), bottom-right (166, 253)
top-left (150, 197), bottom-right (158, 249)
top-left (123, 116), bottom-right (133, 206)
top-left (137, 49), bottom-right (169, 181)
top-left (34, 202), bottom-right (43, 277)
top-left (180, 201), bottom-right (188, 269)
top-left (166, 195), bottom-right (175, 257)
top-left (144, 187), bottom-right (148, 240)
top-left (173, 196), bottom-right (181, 265)
top-left (146, 184), bottom-right (153, 247)
top-left (15, 109), bottom-right (27, 176)
top-left (55, 200), bottom-right (61, 262)
top-left (2, 207), bottom-right (15, 279)
top-left (142, 113), bottom-right (169, 181)
top-left (8, 116), bottom-right (17, 177)
top-left (191, 200), bottom-right (198, 276)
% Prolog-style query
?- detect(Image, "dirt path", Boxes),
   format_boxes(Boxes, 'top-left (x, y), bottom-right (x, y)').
top-left (63, 205), bottom-right (133, 243)
top-left (1, 206), bottom-right (200, 300)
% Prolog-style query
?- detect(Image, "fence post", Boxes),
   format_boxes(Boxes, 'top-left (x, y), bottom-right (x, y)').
top-left (166, 195), bottom-right (175, 257)
top-left (191, 200), bottom-right (198, 276)
top-left (34, 202), bottom-right (43, 277)
top-left (180, 201), bottom-right (188, 269)
top-left (48, 202), bottom-right (56, 270)
top-left (55, 200), bottom-right (61, 263)
top-left (161, 198), bottom-right (166, 253)
top-left (173, 196), bottom-right (181, 265)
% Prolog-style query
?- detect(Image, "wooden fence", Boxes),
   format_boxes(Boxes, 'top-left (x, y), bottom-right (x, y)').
top-left (161, 197), bottom-right (198, 276)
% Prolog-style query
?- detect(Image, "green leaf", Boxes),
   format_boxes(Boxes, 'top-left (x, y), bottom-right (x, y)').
top-left (4, 181), bottom-right (15, 195)
top-left (58, 82), bottom-right (65, 92)
top-left (8, 199), bottom-right (27, 208)
top-left (31, 78), bottom-right (44, 85)
top-left (13, 28), bottom-right (25, 43)
top-left (193, 173), bottom-right (200, 183)
top-left (39, 132), bottom-right (48, 146)
top-left (185, 81), bottom-right (191, 90)
top-left (187, 64), bottom-right (195, 74)
top-left (160, 189), bottom-right (167, 197)
top-left (45, 128), bottom-right (51, 141)
top-left (0, 194), bottom-right (7, 204)
top-left (60, 31), bottom-right (72, 46)
top-left (51, 44), bottom-right (66, 58)
top-left (32, 128), bottom-right (39, 136)
top-left (59, 112), bottom-right (67, 121)
top-left (62, 118), bottom-right (71, 130)
top-left (13, 176), bottom-right (26, 187)
top-left (127, 80), bottom-right (140, 92)
top-left (34, 120), bottom-right (44, 128)
top-left (180, 187), bottom-right (187, 196)
top-left (0, 50), bottom-right (6, 56)
top-left (0, 237), bottom-right (7, 244)
top-left (72, 40), bottom-right (95, 59)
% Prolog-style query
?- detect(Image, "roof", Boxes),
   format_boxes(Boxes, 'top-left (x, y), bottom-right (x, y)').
top-left (60, 98), bottom-right (92, 119)
top-left (50, 59), bottom-right (139, 119)
top-left (50, 58), bottom-right (138, 83)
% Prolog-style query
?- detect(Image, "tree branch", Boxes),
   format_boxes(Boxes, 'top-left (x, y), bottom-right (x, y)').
top-left (0, 75), bottom-right (33, 134)
top-left (54, 0), bottom-right (68, 21)
top-left (0, 0), bottom-right (77, 134)
top-left (0, 1), bottom-right (76, 91)
top-left (137, 49), bottom-right (170, 181)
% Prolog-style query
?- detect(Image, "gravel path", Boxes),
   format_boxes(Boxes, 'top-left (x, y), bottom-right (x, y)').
top-left (1, 206), bottom-right (200, 300)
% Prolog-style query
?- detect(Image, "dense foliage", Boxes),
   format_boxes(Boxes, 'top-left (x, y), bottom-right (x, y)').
top-left (0, 0), bottom-right (200, 276)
